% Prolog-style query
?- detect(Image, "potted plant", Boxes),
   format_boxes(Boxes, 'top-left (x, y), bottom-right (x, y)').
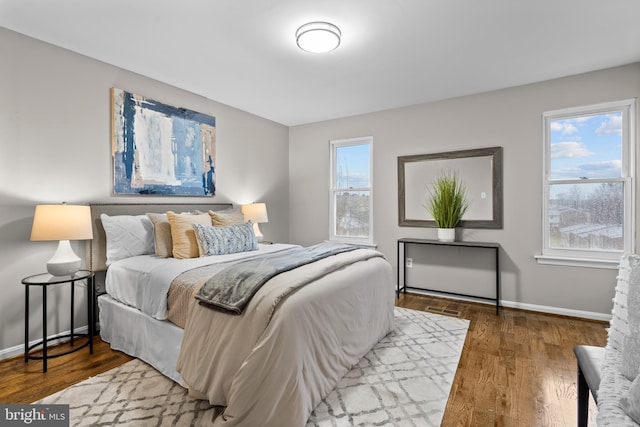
top-left (425, 171), bottom-right (469, 242)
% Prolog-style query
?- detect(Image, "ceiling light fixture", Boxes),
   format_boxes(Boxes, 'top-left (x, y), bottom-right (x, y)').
top-left (296, 21), bottom-right (341, 54)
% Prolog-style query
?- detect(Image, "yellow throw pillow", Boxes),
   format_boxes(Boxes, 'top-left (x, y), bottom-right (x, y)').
top-left (209, 209), bottom-right (245, 227)
top-left (167, 211), bottom-right (212, 259)
top-left (146, 213), bottom-right (173, 257)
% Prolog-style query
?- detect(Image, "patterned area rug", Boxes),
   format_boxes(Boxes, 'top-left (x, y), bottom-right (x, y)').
top-left (38, 307), bottom-right (469, 426)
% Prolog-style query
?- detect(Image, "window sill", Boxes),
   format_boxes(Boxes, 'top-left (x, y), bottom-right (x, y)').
top-left (534, 254), bottom-right (620, 269)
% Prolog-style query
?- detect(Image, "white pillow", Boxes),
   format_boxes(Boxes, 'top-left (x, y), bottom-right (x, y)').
top-left (100, 214), bottom-right (155, 265)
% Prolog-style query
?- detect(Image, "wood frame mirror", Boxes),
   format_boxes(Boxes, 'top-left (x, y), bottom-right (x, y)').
top-left (398, 146), bottom-right (503, 228)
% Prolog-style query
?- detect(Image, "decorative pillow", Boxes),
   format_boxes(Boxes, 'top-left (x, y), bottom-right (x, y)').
top-left (609, 255), bottom-right (632, 351)
top-left (626, 256), bottom-right (640, 324)
top-left (209, 209), bottom-right (244, 227)
top-left (146, 213), bottom-right (173, 257)
top-left (100, 214), bottom-right (155, 265)
top-left (146, 211), bottom-right (204, 257)
top-left (621, 255), bottom-right (640, 380)
top-left (193, 222), bottom-right (258, 256)
top-left (622, 335), bottom-right (640, 380)
top-left (166, 211), bottom-right (212, 259)
top-left (621, 374), bottom-right (640, 423)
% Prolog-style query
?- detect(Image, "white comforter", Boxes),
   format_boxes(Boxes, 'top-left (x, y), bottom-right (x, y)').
top-left (105, 243), bottom-right (298, 319)
top-left (177, 248), bottom-right (395, 427)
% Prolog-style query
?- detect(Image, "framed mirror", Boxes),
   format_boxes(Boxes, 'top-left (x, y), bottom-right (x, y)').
top-left (398, 146), bottom-right (503, 228)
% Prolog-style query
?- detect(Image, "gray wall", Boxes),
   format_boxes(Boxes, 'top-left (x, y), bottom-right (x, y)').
top-left (289, 62), bottom-right (640, 317)
top-left (0, 28), bottom-right (289, 357)
top-left (2, 25), bottom-right (638, 359)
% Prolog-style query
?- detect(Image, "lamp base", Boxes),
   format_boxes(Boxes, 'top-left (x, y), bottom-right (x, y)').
top-left (252, 222), bottom-right (264, 243)
top-left (46, 240), bottom-right (82, 276)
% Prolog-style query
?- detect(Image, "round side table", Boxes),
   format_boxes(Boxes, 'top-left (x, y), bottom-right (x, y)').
top-left (22, 270), bottom-right (95, 372)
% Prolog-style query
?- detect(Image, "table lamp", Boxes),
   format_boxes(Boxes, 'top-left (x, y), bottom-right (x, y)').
top-left (241, 203), bottom-right (269, 242)
top-left (30, 204), bottom-right (93, 276)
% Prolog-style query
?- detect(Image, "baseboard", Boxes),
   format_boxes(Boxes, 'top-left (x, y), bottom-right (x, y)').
top-left (403, 289), bottom-right (611, 322)
top-left (501, 300), bottom-right (611, 322)
top-left (2, 295), bottom-right (610, 360)
top-left (0, 325), bottom-right (90, 361)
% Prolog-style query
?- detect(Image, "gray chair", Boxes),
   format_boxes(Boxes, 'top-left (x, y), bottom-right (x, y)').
top-left (574, 345), bottom-right (606, 427)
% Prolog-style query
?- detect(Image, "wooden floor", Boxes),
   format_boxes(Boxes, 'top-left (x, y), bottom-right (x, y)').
top-left (0, 293), bottom-right (607, 426)
top-left (397, 293), bottom-right (607, 426)
top-left (0, 336), bottom-right (133, 404)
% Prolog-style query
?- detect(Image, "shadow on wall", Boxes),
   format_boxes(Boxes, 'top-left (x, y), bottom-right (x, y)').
top-left (0, 203), bottom-right (34, 351)
top-left (0, 204), bottom-right (38, 269)
top-left (499, 248), bottom-right (520, 304)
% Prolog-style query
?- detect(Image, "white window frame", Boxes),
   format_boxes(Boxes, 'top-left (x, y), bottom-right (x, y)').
top-left (536, 99), bottom-right (636, 269)
top-left (329, 136), bottom-right (374, 245)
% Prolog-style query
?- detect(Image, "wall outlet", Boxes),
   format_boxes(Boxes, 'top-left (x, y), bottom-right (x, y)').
top-left (406, 258), bottom-right (413, 268)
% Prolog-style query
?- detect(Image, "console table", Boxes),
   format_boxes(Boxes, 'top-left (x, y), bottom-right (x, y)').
top-left (397, 238), bottom-right (501, 314)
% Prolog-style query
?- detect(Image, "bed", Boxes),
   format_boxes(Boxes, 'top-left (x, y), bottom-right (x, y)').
top-left (88, 203), bottom-right (395, 427)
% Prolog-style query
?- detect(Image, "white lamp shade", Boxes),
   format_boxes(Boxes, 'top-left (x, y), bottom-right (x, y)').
top-left (30, 204), bottom-right (93, 241)
top-left (241, 203), bottom-right (269, 224)
top-left (31, 204), bottom-right (93, 276)
top-left (296, 22), bottom-right (341, 53)
top-left (241, 203), bottom-right (268, 243)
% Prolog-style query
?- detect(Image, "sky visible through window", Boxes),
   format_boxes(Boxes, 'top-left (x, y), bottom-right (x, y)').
top-left (550, 112), bottom-right (622, 181)
top-left (336, 144), bottom-right (370, 188)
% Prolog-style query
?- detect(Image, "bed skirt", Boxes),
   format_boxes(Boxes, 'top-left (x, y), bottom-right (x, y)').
top-left (98, 294), bottom-right (185, 384)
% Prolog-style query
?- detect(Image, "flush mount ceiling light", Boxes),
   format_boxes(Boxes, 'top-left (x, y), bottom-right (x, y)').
top-left (296, 21), bottom-right (341, 53)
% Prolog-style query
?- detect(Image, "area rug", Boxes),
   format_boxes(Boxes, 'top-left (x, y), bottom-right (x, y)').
top-left (38, 307), bottom-right (469, 426)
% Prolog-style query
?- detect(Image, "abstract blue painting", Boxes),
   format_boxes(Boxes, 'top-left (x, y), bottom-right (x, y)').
top-left (111, 88), bottom-right (216, 196)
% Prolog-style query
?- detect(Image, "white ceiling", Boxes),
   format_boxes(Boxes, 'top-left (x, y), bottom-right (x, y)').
top-left (2, 1), bottom-right (640, 126)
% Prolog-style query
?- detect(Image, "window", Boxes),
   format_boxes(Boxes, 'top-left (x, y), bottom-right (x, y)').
top-left (329, 137), bottom-right (373, 244)
top-left (537, 99), bottom-right (635, 268)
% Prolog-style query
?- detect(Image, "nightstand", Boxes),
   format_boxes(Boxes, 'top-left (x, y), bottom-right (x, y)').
top-left (22, 270), bottom-right (95, 372)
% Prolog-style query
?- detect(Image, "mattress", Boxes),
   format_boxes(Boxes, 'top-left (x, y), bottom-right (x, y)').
top-left (105, 243), bottom-right (298, 320)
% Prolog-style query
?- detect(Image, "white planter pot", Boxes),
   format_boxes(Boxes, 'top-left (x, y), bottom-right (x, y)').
top-left (437, 228), bottom-right (456, 242)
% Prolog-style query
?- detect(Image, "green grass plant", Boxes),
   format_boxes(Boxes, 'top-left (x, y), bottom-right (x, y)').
top-left (425, 171), bottom-right (469, 228)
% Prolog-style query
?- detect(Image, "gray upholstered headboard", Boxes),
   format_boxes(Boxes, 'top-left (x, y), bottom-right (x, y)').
top-left (87, 203), bottom-right (233, 273)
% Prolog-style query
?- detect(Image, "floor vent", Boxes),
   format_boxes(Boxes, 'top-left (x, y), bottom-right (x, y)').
top-left (426, 306), bottom-right (461, 317)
